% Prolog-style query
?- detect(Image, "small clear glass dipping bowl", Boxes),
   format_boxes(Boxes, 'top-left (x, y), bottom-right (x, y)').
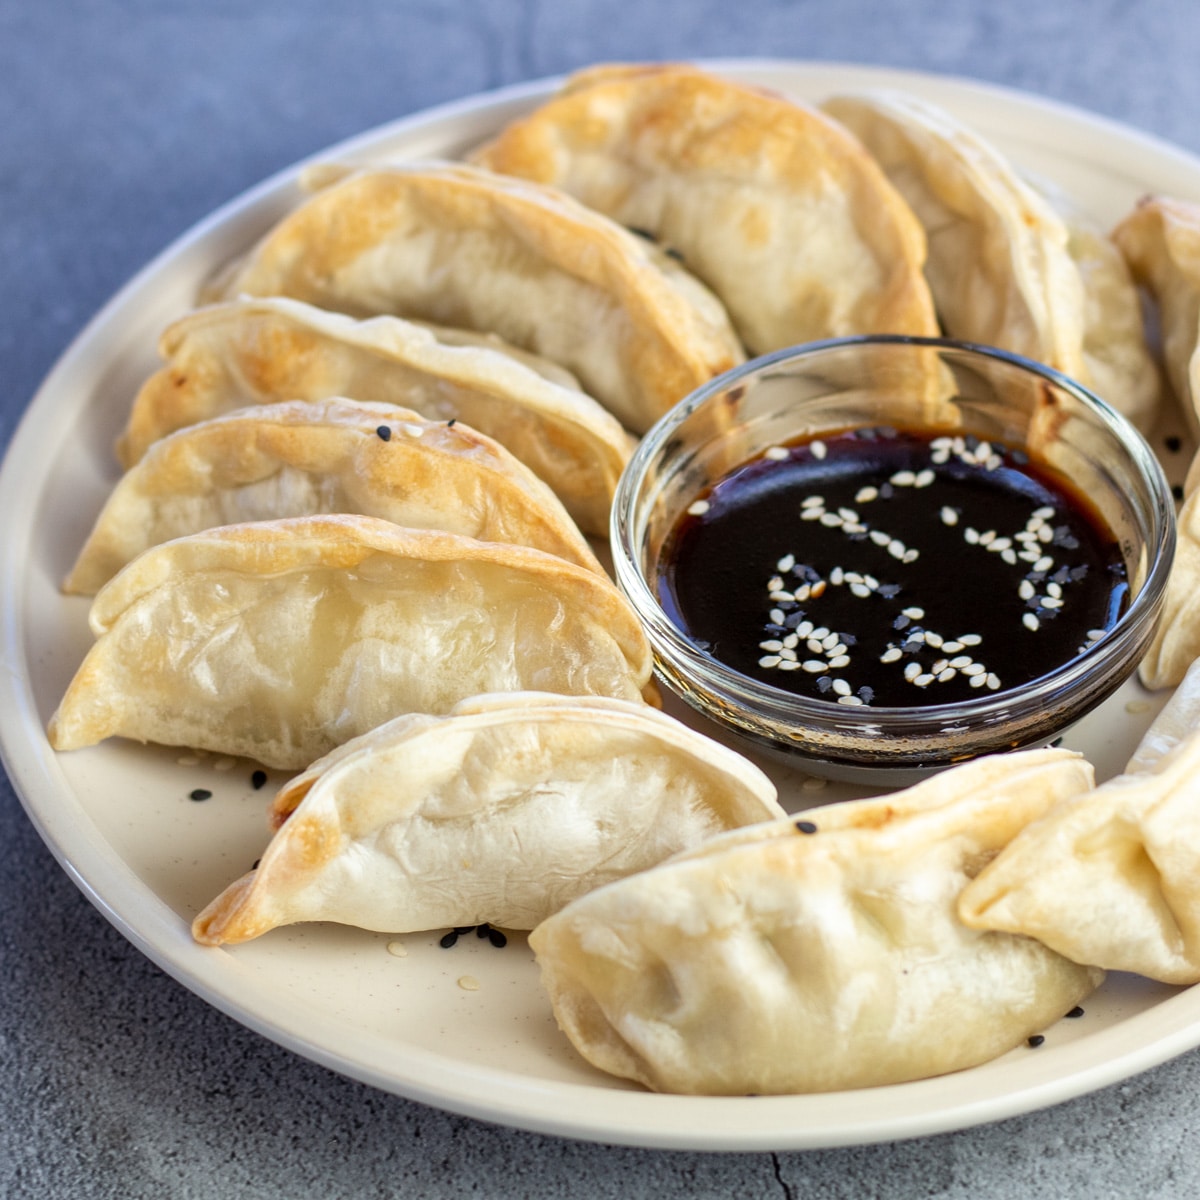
top-left (611, 337), bottom-right (1176, 784)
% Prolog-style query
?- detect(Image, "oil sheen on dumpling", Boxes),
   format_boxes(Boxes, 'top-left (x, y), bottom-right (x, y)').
top-left (191, 692), bottom-right (786, 944)
top-left (115, 297), bottom-right (633, 536)
top-left (471, 62), bottom-right (939, 354)
top-left (960, 660), bottom-right (1200, 983)
top-left (824, 91), bottom-right (1160, 430)
top-left (210, 162), bottom-right (745, 434)
top-left (65, 398), bottom-right (602, 594)
top-left (530, 748), bottom-right (1101, 1095)
top-left (48, 515), bottom-right (653, 769)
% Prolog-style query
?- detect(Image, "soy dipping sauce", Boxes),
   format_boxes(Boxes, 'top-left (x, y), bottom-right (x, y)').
top-left (657, 427), bottom-right (1128, 709)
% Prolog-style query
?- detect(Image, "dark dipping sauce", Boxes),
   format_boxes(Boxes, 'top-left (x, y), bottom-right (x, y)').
top-left (658, 427), bottom-right (1129, 709)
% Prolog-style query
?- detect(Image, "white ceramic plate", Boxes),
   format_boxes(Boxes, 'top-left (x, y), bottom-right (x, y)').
top-left (5, 60), bottom-right (1200, 1152)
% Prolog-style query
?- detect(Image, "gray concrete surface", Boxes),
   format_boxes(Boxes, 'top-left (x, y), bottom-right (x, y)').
top-left (5, 1), bottom-right (1200, 1196)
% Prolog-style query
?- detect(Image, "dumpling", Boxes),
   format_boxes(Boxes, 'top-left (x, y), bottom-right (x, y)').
top-left (65, 397), bottom-right (602, 594)
top-left (48, 515), bottom-right (653, 769)
top-left (1113, 195), bottom-right (1200, 433)
top-left (191, 692), bottom-right (786, 944)
top-left (530, 748), bottom-right (1101, 1095)
top-left (824, 91), bottom-right (1160, 430)
top-left (470, 62), bottom-right (939, 354)
top-left (1138, 481), bottom-right (1200, 689)
top-left (959, 660), bottom-right (1200, 984)
top-left (115, 297), bottom-right (633, 537)
top-left (210, 162), bottom-right (745, 434)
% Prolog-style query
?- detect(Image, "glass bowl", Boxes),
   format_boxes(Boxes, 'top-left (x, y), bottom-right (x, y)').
top-left (611, 336), bottom-right (1176, 784)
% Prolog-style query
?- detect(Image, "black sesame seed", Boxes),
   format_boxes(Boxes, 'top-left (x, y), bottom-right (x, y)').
top-left (446, 418), bottom-right (457, 427)
top-left (476, 923), bottom-right (492, 939)
top-left (664, 246), bottom-right (685, 263)
top-left (488, 928), bottom-right (508, 948)
top-left (858, 686), bottom-right (875, 704)
top-left (439, 931), bottom-right (459, 949)
top-left (1065, 1006), bottom-right (1085, 1019)
top-left (1166, 435), bottom-right (1183, 453)
top-left (893, 614), bottom-right (911, 630)
top-left (1173, 484), bottom-right (1185, 501)
top-left (376, 425), bottom-right (392, 441)
top-left (250, 769), bottom-right (267, 790)
top-left (1050, 737), bottom-right (1064, 747)
top-left (1027, 1034), bottom-right (1046, 1048)
top-left (251, 858), bottom-right (261, 871)
top-left (189, 788), bottom-right (212, 802)
top-left (794, 819), bottom-right (818, 834)
top-left (816, 675), bottom-right (833, 693)
top-left (627, 226), bottom-right (655, 240)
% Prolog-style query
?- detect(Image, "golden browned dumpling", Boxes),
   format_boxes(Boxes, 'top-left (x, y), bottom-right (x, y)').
top-left (48, 515), bottom-right (653, 769)
top-left (472, 62), bottom-right (939, 354)
top-left (116, 298), bottom-right (633, 536)
top-left (66, 398), bottom-right (602, 594)
top-left (210, 162), bottom-right (745, 434)
top-left (530, 748), bottom-right (1100, 1095)
top-left (192, 692), bottom-right (786, 944)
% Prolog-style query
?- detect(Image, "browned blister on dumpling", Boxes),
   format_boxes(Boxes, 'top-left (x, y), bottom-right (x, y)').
top-left (960, 660), bottom-right (1200, 983)
top-left (48, 515), bottom-right (653, 769)
top-left (191, 692), bottom-right (786, 945)
top-left (530, 748), bottom-right (1101, 1095)
top-left (116, 298), bottom-right (633, 536)
top-left (825, 90), bottom-right (1160, 431)
top-left (471, 62), bottom-right (939, 354)
top-left (66, 397), bottom-right (602, 594)
top-left (210, 162), bottom-right (745, 434)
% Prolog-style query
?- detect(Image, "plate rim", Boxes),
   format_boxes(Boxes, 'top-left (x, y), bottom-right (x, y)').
top-left (5, 57), bottom-right (1200, 1151)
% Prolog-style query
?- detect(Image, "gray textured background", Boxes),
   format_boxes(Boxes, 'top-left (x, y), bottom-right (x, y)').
top-left (5, 2), bottom-right (1200, 1196)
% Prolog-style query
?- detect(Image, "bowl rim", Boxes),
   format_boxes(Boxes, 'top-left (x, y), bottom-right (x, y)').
top-left (610, 334), bottom-right (1177, 734)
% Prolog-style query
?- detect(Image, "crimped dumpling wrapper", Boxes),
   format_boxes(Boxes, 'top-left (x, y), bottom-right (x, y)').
top-left (1138, 482), bottom-right (1200, 690)
top-left (66, 397), bottom-right (602, 594)
top-left (192, 692), bottom-right (785, 944)
top-left (210, 162), bottom-right (745, 434)
top-left (530, 748), bottom-right (1101, 1095)
top-left (471, 62), bottom-right (939, 354)
top-left (960, 659), bottom-right (1200, 983)
top-left (824, 91), bottom-right (1160, 432)
top-left (116, 298), bottom-right (633, 536)
top-left (48, 515), bottom-right (652, 769)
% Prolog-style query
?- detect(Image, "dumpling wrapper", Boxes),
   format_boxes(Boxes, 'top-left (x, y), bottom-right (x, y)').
top-left (824, 91), bottom-right (1160, 431)
top-left (66, 398), bottom-right (603, 594)
top-left (48, 515), bottom-right (652, 769)
top-left (192, 692), bottom-right (786, 944)
top-left (959, 659), bottom-right (1200, 984)
top-left (211, 161), bottom-right (745, 434)
top-left (115, 297), bottom-right (633, 536)
top-left (1138, 481), bottom-right (1200, 689)
top-left (530, 748), bottom-right (1101, 1095)
top-left (1113, 195), bottom-right (1200, 435)
top-left (471, 62), bottom-right (939, 354)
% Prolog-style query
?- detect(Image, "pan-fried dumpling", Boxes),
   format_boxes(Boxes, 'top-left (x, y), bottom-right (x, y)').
top-left (65, 398), bottom-right (602, 594)
top-left (47, 515), bottom-right (653, 769)
top-left (1113, 195), bottom-right (1200, 434)
top-left (211, 162), bottom-right (745, 434)
top-left (470, 62), bottom-right (939, 353)
top-left (959, 660), bottom-right (1200, 983)
top-left (191, 692), bottom-right (786, 945)
top-left (1138, 482), bottom-right (1200, 689)
top-left (115, 298), bottom-right (633, 536)
top-left (530, 748), bottom-right (1101, 1095)
top-left (824, 91), bottom-right (1160, 430)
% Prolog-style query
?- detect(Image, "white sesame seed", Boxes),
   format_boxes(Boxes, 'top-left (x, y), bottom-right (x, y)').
top-left (986, 673), bottom-right (1002, 690)
top-left (812, 627), bottom-right (830, 640)
top-left (769, 590), bottom-right (795, 602)
top-left (933, 436), bottom-right (953, 449)
top-left (832, 679), bottom-right (852, 696)
top-left (1088, 628), bottom-right (1105, 641)
top-left (864, 575), bottom-right (879, 590)
top-left (1034, 506), bottom-right (1055, 520)
top-left (822, 632), bottom-right (840, 650)
top-left (770, 609), bottom-right (786, 625)
top-left (402, 423), bottom-right (426, 438)
top-left (1023, 613), bottom-right (1040, 631)
top-left (811, 581), bottom-right (827, 598)
top-left (850, 583), bottom-right (872, 598)
top-left (830, 642), bottom-right (848, 657)
top-left (1038, 525), bottom-right (1054, 543)
top-left (837, 695), bottom-right (865, 706)
top-left (1020, 548), bottom-right (1042, 562)
top-left (949, 656), bottom-right (973, 669)
top-left (924, 631), bottom-right (944, 648)
top-left (807, 639), bottom-right (826, 654)
top-left (962, 663), bottom-right (986, 676)
top-left (914, 673), bottom-right (935, 687)
top-left (778, 660), bottom-right (800, 671)
top-left (904, 662), bottom-right (922, 681)
top-left (988, 537), bottom-right (1012, 552)
top-left (1002, 549), bottom-right (1018, 565)
top-left (1048, 582), bottom-right (1063, 598)
top-left (986, 455), bottom-right (1002, 471)
top-left (776, 554), bottom-right (796, 572)
top-left (1034, 556), bottom-right (1054, 572)
top-left (902, 606), bottom-right (925, 619)
top-left (802, 660), bottom-right (828, 673)
top-left (891, 470), bottom-right (916, 486)
top-left (869, 530), bottom-right (892, 546)
top-left (765, 446), bottom-right (789, 460)
top-left (937, 668), bottom-right (957, 682)
top-left (855, 486), bottom-right (879, 503)
top-left (845, 523), bottom-right (868, 534)
top-left (783, 634), bottom-right (799, 649)
top-left (902, 549), bottom-right (920, 563)
top-left (888, 540), bottom-right (906, 559)
top-left (687, 499), bottom-right (710, 516)
top-left (959, 634), bottom-right (982, 646)
top-left (759, 655), bottom-right (782, 668)
top-left (932, 449), bottom-right (950, 464)
top-left (820, 512), bottom-right (843, 527)
top-left (1042, 597), bottom-right (1064, 609)
top-left (915, 469), bottom-right (936, 488)
top-left (979, 530), bottom-right (996, 545)
top-left (1019, 580), bottom-right (1035, 600)
top-left (970, 673), bottom-right (987, 688)
top-left (802, 508), bottom-right (823, 521)
top-left (811, 440), bottom-right (827, 459)
top-left (780, 648), bottom-right (798, 661)
top-left (977, 441), bottom-right (992, 460)
top-left (940, 507), bottom-right (959, 526)
top-left (932, 658), bottom-right (949, 673)
top-left (796, 621), bottom-right (814, 637)
top-left (881, 647), bottom-right (903, 663)
top-left (838, 508), bottom-right (858, 523)
top-left (802, 495), bottom-right (824, 509)
top-left (965, 528), bottom-right (980, 544)
top-left (830, 566), bottom-right (845, 586)
top-left (760, 639), bottom-right (783, 652)
top-left (829, 654), bottom-right (852, 668)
